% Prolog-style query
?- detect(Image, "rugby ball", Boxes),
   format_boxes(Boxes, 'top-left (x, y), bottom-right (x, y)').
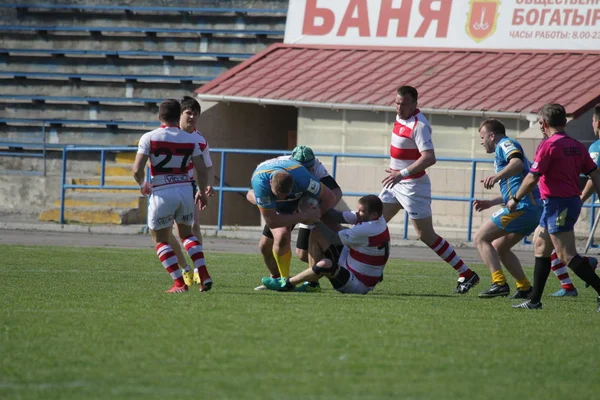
top-left (297, 194), bottom-right (319, 212)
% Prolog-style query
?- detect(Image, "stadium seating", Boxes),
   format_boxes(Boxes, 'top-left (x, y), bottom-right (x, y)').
top-left (0, 25), bottom-right (284, 36)
top-left (0, 0), bottom-right (288, 224)
top-left (0, 48), bottom-right (253, 61)
top-left (0, 1), bottom-right (286, 131)
top-left (0, 71), bottom-right (215, 84)
top-left (0, 3), bottom-right (287, 16)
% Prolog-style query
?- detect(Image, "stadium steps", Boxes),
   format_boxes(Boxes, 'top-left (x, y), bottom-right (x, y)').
top-left (39, 206), bottom-right (145, 225)
top-left (70, 177), bottom-right (139, 193)
top-left (115, 152), bottom-right (136, 164)
top-left (39, 155), bottom-right (148, 224)
top-left (97, 163), bottom-right (132, 176)
top-left (51, 192), bottom-right (145, 208)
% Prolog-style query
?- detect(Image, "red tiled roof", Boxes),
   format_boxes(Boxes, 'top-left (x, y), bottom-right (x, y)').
top-left (196, 44), bottom-right (600, 117)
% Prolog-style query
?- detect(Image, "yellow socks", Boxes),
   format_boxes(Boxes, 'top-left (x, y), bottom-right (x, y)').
top-left (273, 250), bottom-right (292, 278)
top-left (516, 278), bottom-right (532, 291)
top-left (492, 270), bottom-right (507, 286)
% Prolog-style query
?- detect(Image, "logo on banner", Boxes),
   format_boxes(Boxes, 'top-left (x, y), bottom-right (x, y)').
top-left (465, 0), bottom-right (501, 43)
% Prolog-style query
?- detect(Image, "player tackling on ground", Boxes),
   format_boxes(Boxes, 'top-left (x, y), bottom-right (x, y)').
top-left (380, 86), bottom-right (478, 293)
top-left (132, 99), bottom-right (211, 293)
top-left (263, 195), bottom-right (389, 294)
top-left (247, 157), bottom-right (336, 286)
top-left (507, 104), bottom-right (600, 310)
top-left (256, 146), bottom-right (343, 284)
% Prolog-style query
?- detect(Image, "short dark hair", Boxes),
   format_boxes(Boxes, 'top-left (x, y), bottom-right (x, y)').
top-left (539, 103), bottom-right (567, 128)
top-left (479, 118), bottom-right (506, 136)
top-left (181, 95), bottom-right (201, 114)
top-left (594, 103), bottom-right (600, 120)
top-left (159, 99), bottom-right (181, 123)
top-left (271, 171), bottom-right (294, 196)
top-left (359, 195), bottom-right (383, 218)
top-left (397, 86), bottom-right (418, 102)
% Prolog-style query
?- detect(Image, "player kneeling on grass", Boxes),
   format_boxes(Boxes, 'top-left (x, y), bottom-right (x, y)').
top-left (262, 195), bottom-right (390, 294)
top-left (132, 99), bottom-right (210, 293)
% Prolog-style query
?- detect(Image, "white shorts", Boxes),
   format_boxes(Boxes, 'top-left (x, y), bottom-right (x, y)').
top-left (335, 247), bottom-right (372, 295)
top-left (378, 175), bottom-right (432, 219)
top-left (147, 185), bottom-right (195, 230)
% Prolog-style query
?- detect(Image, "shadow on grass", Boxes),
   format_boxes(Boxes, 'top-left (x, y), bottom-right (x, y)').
top-left (370, 292), bottom-right (457, 299)
top-left (224, 288), bottom-right (458, 300)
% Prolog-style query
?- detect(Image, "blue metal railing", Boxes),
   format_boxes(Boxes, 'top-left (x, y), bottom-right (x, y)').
top-left (56, 145), bottom-right (600, 245)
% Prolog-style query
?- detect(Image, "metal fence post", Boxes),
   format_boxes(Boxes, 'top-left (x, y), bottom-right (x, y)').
top-left (42, 124), bottom-right (47, 177)
top-left (217, 151), bottom-right (226, 230)
top-left (59, 148), bottom-right (68, 224)
top-left (331, 155), bottom-right (338, 179)
top-left (590, 192), bottom-right (598, 248)
top-left (466, 161), bottom-right (477, 242)
top-left (100, 150), bottom-right (106, 186)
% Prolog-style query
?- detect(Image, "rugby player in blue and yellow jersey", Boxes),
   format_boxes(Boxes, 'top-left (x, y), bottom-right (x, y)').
top-left (472, 119), bottom-right (542, 298)
top-left (247, 157), bottom-right (337, 282)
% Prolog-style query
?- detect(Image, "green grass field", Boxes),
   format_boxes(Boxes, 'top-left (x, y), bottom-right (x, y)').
top-left (1, 244), bottom-right (599, 400)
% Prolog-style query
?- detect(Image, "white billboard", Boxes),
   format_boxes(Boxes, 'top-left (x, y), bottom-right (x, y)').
top-left (284, 0), bottom-right (600, 50)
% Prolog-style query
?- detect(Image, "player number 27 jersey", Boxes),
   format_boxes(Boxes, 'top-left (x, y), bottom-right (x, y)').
top-left (137, 126), bottom-right (204, 191)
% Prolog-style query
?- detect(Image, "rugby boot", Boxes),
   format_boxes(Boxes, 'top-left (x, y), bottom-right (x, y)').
top-left (166, 283), bottom-right (188, 293)
top-left (512, 300), bottom-right (542, 309)
top-left (478, 283), bottom-right (510, 298)
top-left (550, 288), bottom-right (578, 297)
top-left (509, 286), bottom-right (533, 299)
top-left (295, 281), bottom-right (321, 293)
top-left (454, 272), bottom-right (480, 294)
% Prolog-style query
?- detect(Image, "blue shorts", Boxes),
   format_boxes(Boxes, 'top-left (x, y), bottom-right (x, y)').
top-left (491, 205), bottom-right (542, 236)
top-left (539, 196), bottom-right (582, 234)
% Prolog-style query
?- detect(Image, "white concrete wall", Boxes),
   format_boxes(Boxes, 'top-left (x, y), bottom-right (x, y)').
top-left (296, 107), bottom-right (600, 240)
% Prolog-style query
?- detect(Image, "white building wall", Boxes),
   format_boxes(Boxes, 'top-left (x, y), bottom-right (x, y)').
top-left (297, 107), bottom-right (554, 241)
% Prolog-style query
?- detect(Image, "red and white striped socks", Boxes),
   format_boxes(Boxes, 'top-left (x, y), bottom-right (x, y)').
top-left (550, 250), bottom-right (575, 291)
top-left (183, 235), bottom-right (212, 284)
top-left (429, 236), bottom-right (473, 278)
top-left (156, 242), bottom-right (185, 287)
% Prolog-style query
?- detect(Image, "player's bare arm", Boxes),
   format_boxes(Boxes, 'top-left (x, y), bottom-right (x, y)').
top-left (581, 178), bottom-right (596, 202)
top-left (588, 168), bottom-right (600, 196)
top-left (192, 154), bottom-right (208, 210)
top-left (482, 158), bottom-right (524, 190)
top-left (382, 149), bottom-right (436, 189)
top-left (261, 207), bottom-right (320, 229)
top-left (132, 153), bottom-right (151, 195)
top-left (321, 208), bottom-right (359, 226)
top-left (331, 187), bottom-right (343, 205)
top-left (506, 173), bottom-right (539, 211)
top-left (246, 189), bottom-right (257, 205)
top-left (318, 185), bottom-right (337, 215)
top-left (473, 196), bottom-right (504, 212)
top-left (322, 209), bottom-right (347, 224)
top-left (205, 164), bottom-right (215, 196)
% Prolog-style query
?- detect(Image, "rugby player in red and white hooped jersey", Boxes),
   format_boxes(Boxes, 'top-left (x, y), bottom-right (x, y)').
top-left (380, 86), bottom-right (479, 294)
top-left (167, 96), bottom-right (214, 290)
top-left (132, 99), bottom-right (211, 293)
top-left (262, 195), bottom-right (389, 294)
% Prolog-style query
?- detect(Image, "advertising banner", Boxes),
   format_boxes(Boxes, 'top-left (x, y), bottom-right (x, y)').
top-left (284, 0), bottom-right (600, 50)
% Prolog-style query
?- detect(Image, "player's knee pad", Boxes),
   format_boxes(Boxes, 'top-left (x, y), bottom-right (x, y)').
top-left (324, 244), bottom-right (342, 263)
top-left (312, 259), bottom-right (337, 276)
